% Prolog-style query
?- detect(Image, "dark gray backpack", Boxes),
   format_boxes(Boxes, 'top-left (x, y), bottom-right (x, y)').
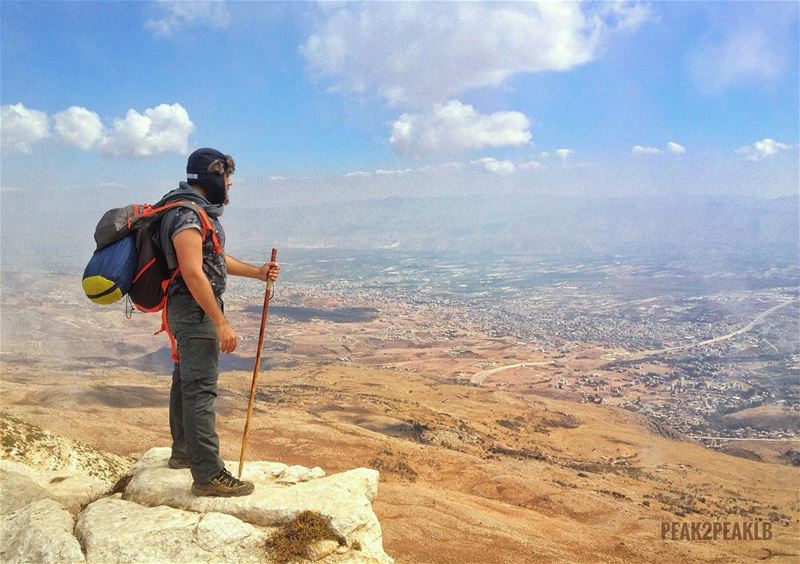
top-left (83, 200), bottom-right (219, 311)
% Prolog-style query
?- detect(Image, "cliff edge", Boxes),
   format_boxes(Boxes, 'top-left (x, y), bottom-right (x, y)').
top-left (0, 417), bottom-right (392, 564)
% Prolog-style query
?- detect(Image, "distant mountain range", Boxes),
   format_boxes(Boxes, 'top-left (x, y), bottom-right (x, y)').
top-left (2, 190), bottom-right (797, 271)
top-left (225, 193), bottom-right (799, 257)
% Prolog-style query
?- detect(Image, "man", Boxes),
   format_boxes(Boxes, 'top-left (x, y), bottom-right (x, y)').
top-left (156, 147), bottom-right (280, 497)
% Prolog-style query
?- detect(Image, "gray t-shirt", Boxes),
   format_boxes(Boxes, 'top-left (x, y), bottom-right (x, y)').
top-left (162, 207), bottom-right (226, 297)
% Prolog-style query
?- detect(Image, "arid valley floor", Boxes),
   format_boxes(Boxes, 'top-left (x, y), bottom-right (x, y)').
top-left (1, 254), bottom-right (798, 563)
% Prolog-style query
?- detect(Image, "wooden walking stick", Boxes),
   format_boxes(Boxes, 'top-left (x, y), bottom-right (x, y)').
top-left (238, 248), bottom-right (277, 478)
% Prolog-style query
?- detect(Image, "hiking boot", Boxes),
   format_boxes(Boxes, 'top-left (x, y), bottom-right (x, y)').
top-left (191, 468), bottom-right (254, 497)
top-left (168, 457), bottom-right (190, 469)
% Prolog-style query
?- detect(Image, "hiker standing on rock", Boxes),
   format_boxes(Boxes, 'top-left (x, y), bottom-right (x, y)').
top-left (155, 148), bottom-right (280, 497)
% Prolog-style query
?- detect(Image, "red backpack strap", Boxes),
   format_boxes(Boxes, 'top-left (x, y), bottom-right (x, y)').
top-left (190, 205), bottom-right (223, 255)
top-left (154, 267), bottom-right (184, 362)
top-left (147, 200), bottom-right (222, 255)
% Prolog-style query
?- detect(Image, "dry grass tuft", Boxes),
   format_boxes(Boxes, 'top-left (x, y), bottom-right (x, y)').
top-left (265, 511), bottom-right (345, 563)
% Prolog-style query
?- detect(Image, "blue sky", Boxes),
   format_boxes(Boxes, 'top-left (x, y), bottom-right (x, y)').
top-left (1, 1), bottom-right (798, 201)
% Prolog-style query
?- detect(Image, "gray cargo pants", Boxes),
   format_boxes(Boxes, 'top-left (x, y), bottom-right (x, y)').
top-left (167, 292), bottom-right (225, 483)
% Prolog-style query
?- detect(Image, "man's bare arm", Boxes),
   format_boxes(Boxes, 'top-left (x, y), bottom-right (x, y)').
top-left (226, 255), bottom-right (280, 282)
top-left (173, 229), bottom-right (237, 353)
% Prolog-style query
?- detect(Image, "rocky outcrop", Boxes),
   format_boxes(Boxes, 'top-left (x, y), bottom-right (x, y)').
top-left (76, 496), bottom-right (270, 563)
top-left (1, 498), bottom-right (85, 563)
top-left (0, 461), bottom-right (53, 514)
top-left (0, 444), bottom-right (393, 563)
top-left (0, 414), bottom-right (131, 483)
top-left (122, 448), bottom-right (391, 563)
top-left (0, 460), bottom-right (112, 516)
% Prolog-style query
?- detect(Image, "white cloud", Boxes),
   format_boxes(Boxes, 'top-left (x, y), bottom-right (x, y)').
top-left (688, 29), bottom-right (785, 91)
top-left (538, 150), bottom-right (575, 161)
top-left (519, 160), bottom-right (544, 170)
top-left (632, 145), bottom-right (661, 155)
top-left (736, 138), bottom-right (792, 161)
top-left (345, 168), bottom-right (413, 177)
top-left (0, 103), bottom-right (50, 153)
top-left (146, 0), bottom-right (231, 38)
top-left (390, 100), bottom-right (531, 156)
top-left (2, 102), bottom-right (194, 158)
top-left (471, 157), bottom-right (516, 175)
top-left (98, 103), bottom-right (194, 157)
top-left (417, 161), bottom-right (465, 173)
top-left (302, 2), bottom-right (650, 106)
top-left (53, 106), bottom-right (103, 150)
top-left (632, 142), bottom-right (685, 155)
top-left (666, 141), bottom-right (686, 154)
top-left (555, 148), bottom-right (574, 161)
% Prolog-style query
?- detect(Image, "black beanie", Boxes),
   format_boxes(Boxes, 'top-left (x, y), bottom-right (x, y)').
top-left (186, 148), bottom-right (234, 205)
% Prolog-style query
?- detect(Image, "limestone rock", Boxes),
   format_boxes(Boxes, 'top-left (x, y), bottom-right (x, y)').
top-left (0, 463), bottom-right (52, 514)
top-left (277, 464), bottom-right (327, 484)
top-left (76, 497), bottom-right (269, 563)
top-left (0, 459), bottom-right (111, 515)
top-left (1, 447), bottom-right (393, 564)
top-left (45, 474), bottom-right (110, 515)
top-left (0, 414), bottom-right (131, 483)
top-left (196, 511), bottom-right (268, 552)
top-left (0, 498), bottom-right (85, 563)
top-left (132, 447), bottom-right (294, 481)
top-left (307, 539), bottom-right (340, 561)
top-left (125, 447), bottom-right (392, 563)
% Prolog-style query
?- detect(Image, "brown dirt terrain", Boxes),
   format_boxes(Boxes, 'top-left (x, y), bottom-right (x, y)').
top-left (721, 405), bottom-right (800, 432)
top-left (2, 273), bottom-right (798, 561)
top-left (1, 360), bottom-right (798, 563)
